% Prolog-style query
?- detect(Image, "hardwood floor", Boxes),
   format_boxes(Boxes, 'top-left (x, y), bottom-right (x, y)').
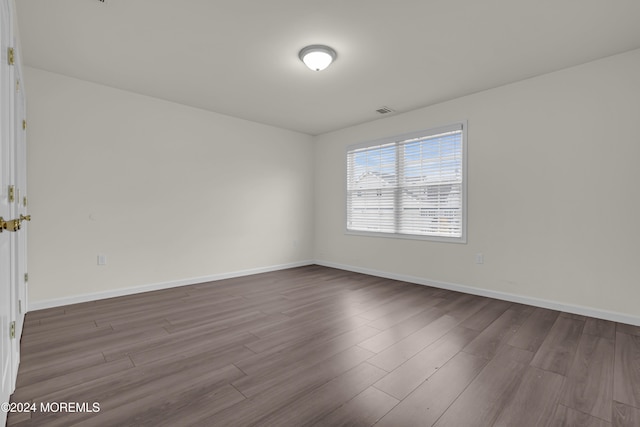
top-left (6, 265), bottom-right (640, 426)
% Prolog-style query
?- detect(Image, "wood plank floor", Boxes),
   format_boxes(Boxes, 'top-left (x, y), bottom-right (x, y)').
top-left (7, 265), bottom-right (640, 426)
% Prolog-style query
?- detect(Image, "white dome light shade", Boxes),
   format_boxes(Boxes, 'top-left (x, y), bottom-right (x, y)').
top-left (299, 45), bottom-right (337, 71)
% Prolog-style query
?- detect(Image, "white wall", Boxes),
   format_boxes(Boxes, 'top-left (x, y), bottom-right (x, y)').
top-left (26, 67), bottom-right (314, 306)
top-left (315, 49), bottom-right (640, 321)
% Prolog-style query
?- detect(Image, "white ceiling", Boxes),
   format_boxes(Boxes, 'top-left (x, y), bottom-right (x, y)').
top-left (15, 0), bottom-right (640, 135)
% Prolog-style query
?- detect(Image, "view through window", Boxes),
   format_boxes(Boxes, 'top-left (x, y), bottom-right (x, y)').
top-left (346, 123), bottom-right (466, 242)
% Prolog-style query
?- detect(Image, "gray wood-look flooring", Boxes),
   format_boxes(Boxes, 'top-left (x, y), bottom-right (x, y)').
top-left (7, 265), bottom-right (640, 426)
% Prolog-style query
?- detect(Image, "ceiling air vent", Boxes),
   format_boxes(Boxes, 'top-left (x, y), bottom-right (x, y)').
top-left (375, 106), bottom-right (394, 115)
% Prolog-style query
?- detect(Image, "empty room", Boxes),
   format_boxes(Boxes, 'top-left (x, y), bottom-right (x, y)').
top-left (1, 0), bottom-right (640, 426)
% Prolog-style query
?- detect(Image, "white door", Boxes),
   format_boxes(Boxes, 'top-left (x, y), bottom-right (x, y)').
top-left (0, 0), bottom-right (14, 419)
top-left (0, 3), bottom-right (27, 420)
top-left (10, 53), bottom-right (26, 384)
top-left (0, 155), bottom-right (12, 423)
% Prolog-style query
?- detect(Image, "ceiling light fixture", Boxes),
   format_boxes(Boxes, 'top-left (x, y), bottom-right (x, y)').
top-left (298, 45), bottom-right (337, 71)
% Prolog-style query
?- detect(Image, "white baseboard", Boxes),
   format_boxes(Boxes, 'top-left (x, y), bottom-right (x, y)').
top-left (315, 259), bottom-right (640, 327)
top-left (28, 258), bottom-right (640, 327)
top-left (28, 260), bottom-right (314, 311)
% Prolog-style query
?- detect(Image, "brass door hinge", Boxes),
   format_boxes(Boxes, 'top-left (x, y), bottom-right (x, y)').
top-left (24, 273), bottom-right (28, 283)
top-left (16, 79), bottom-right (20, 92)
top-left (23, 196), bottom-right (27, 207)
top-left (8, 47), bottom-right (14, 65)
top-left (9, 321), bottom-right (15, 339)
top-left (8, 185), bottom-right (15, 203)
top-left (23, 119), bottom-right (26, 130)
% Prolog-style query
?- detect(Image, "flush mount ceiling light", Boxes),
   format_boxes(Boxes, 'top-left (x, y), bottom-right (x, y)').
top-left (298, 45), bottom-right (337, 71)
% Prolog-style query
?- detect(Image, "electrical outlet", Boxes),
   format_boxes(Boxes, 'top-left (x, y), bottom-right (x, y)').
top-left (97, 254), bottom-right (107, 265)
top-left (475, 253), bottom-right (484, 264)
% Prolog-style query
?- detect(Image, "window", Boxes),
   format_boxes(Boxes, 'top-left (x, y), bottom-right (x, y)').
top-left (346, 122), bottom-right (466, 242)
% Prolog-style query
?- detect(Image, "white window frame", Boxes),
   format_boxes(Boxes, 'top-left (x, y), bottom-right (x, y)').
top-left (345, 122), bottom-right (467, 243)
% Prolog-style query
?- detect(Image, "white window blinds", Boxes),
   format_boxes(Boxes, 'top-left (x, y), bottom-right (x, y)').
top-left (347, 123), bottom-right (466, 242)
